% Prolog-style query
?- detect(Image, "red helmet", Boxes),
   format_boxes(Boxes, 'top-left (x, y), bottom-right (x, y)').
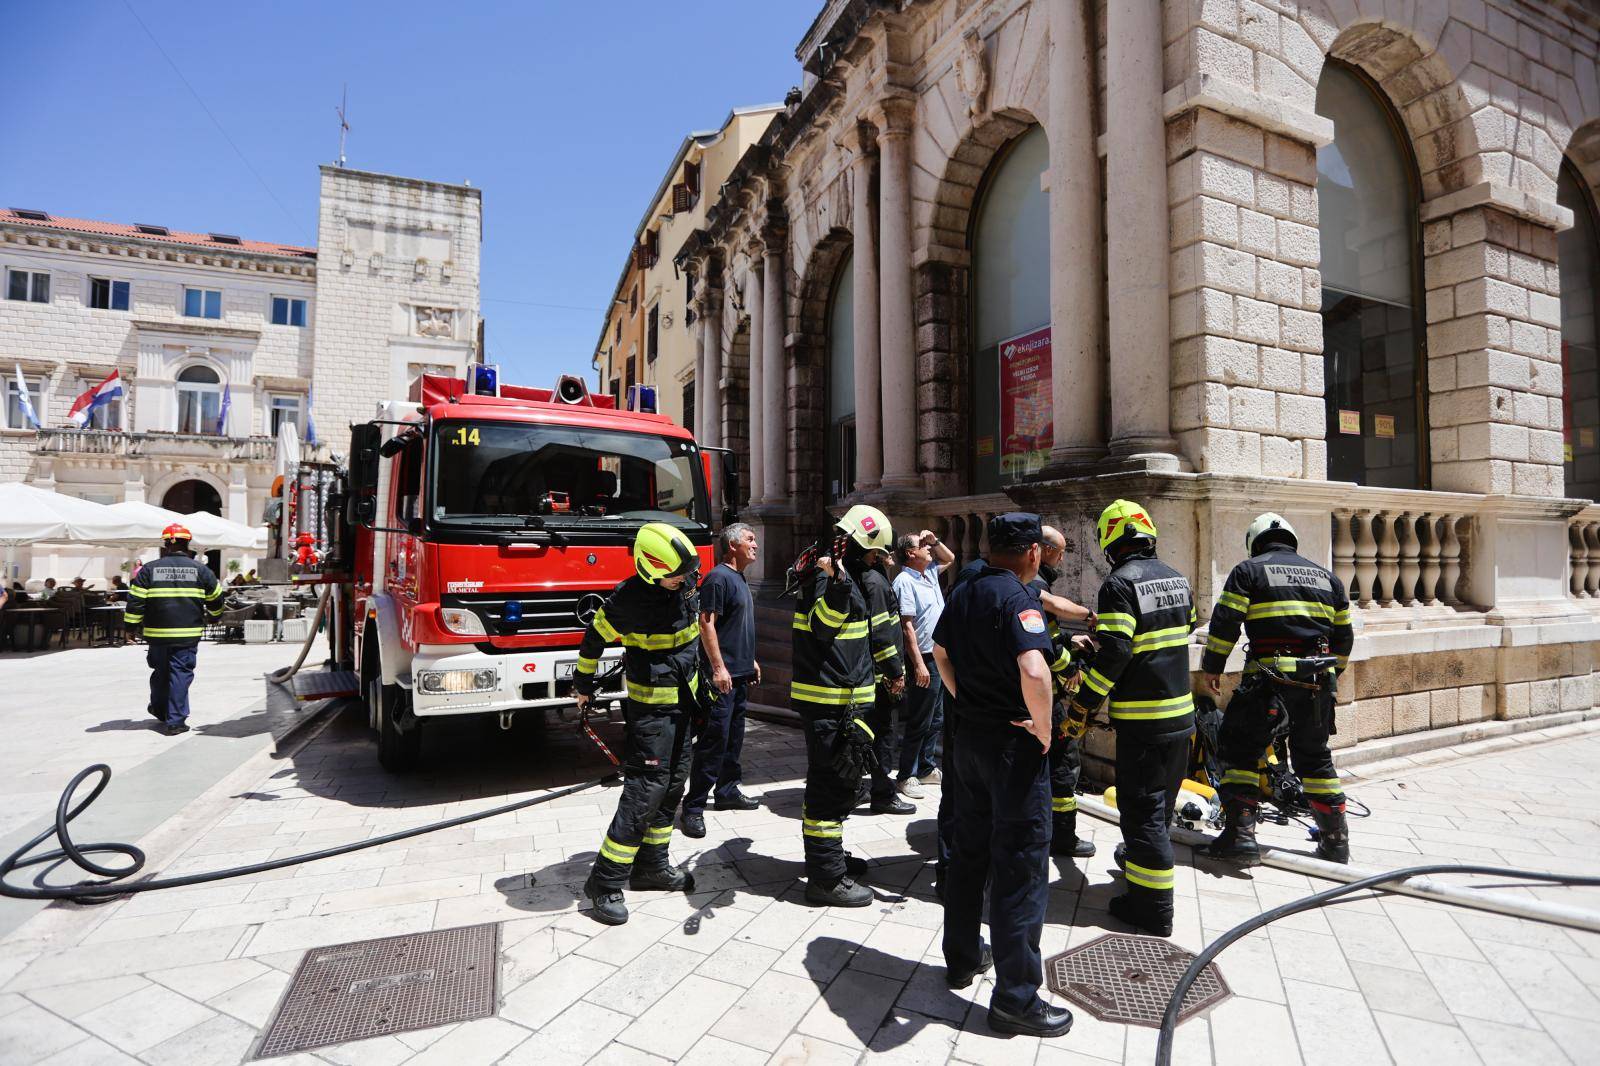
top-left (295, 532), bottom-right (316, 545)
top-left (161, 523), bottom-right (192, 544)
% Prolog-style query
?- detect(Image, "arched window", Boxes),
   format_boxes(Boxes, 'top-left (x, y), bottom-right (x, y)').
top-left (1559, 163), bottom-right (1600, 500)
top-left (176, 364), bottom-right (223, 435)
top-left (827, 251), bottom-right (856, 501)
top-left (971, 124), bottom-right (1051, 494)
top-left (1316, 62), bottom-right (1426, 488)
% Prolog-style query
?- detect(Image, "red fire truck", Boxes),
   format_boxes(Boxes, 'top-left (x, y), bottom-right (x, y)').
top-left (318, 371), bottom-right (731, 770)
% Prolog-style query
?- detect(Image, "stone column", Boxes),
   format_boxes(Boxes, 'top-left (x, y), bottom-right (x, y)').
top-left (875, 95), bottom-right (919, 494)
top-left (693, 305), bottom-right (710, 443)
top-left (744, 257), bottom-right (765, 505)
top-left (1046, 0), bottom-right (1103, 468)
top-left (700, 288), bottom-right (723, 449)
top-left (1105, 0), bottom-right (1176, 462)
top-left (761, 243), bottom-right (787, 504)
top-left (842, 124), bottom-right (883, 493)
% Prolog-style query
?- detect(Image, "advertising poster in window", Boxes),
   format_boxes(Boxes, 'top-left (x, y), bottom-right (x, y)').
top-left (999, 324), bottom-right (1052, 480)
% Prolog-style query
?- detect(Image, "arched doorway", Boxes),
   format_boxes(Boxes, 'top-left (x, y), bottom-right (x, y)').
top-left (969, 124), bottom-right (1051, 495)
top-left (827, 251), bottom-right (856, 502)
top-left (163, 479), bottom-right (223, 575)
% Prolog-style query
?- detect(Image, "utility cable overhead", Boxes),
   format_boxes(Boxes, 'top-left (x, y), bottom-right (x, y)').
top-left (122, 0), bottom-right (310, 246)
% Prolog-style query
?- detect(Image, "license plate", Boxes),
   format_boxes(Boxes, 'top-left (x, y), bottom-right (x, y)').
top-left (556, 661), bottom-right (577, 680)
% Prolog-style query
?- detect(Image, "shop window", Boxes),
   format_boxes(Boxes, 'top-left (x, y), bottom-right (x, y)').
top-left (1560, 163), bottom-right (1600, 500)
top-left (828, 251), bottom-right (857, 501)
top-left (970, 125), bottom-right (1051, 494)
top-left (1316, 62), bottom-right (1426, 488)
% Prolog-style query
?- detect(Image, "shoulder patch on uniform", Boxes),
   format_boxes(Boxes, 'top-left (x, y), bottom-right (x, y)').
top-left (1018, 608), bottom-right (1046, 633)
top-left (1263, 563), bottom-right (1333, 592)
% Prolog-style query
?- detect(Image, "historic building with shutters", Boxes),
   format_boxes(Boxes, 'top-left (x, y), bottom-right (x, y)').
top-left (653, 0), bottom-right (1600, 772)
top-left (0, 165), bottom-right (481, 583)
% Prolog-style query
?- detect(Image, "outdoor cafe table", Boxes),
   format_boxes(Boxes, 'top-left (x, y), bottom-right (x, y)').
top-left (5, 607), bottom-right (63, 652)
top-left (88, 603), bottom-right (127, 647)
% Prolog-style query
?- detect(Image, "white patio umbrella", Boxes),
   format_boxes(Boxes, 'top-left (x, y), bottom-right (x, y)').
top-left (182, 511), bottom-right (267, 551)
top-left (0, 482), bottom-right (148, 547)
top-left (103, 500), bottom-right (191, 545)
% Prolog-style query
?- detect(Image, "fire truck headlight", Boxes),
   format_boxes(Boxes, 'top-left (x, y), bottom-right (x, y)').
top-left (438, 607), bottom-right (487, 636)
top-left (417, 668), bottom-right (499, 694)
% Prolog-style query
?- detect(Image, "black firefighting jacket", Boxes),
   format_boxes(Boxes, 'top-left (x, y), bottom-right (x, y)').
top-left (791, 567), bottom-right (875, 712)
top-left (574, 576), bottom-right (701, 708)
top-left (1071, 549), bottom-right (1198, 733)
top-left (857, 565), bottom-right (906, 685)
top-left (1028, 575), bottom-right (1076, 690)
top-left (125, 554), bottom-right (223, 643)
top-left (1200, 546), bottom-right (1353, 676)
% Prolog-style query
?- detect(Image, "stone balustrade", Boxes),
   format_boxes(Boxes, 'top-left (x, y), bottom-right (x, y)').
top-left (920, 494), bottom-right (1015, 575)
top-left (35, 428), bottom-right (286, 464)
top-left (1333, 502), bottom-right (1475, 610)
top-left (1569, 505), bottom-right (1600, 599)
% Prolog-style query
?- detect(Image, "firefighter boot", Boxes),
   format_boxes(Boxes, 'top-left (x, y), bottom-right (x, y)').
top-left (1108, 893), bottom-right (1173, 938)
top-left (1050, 812), bottom-right (1097, 859)
top-left (805, 876), bottom-right (873, 908)
top-left (583, 876), bottom-right (629, 926)
top-left (630, 864), bottom-right (693, 892)
top-left (1200, 798), bottom-right (1262, 867)
top-left (1311, 805), bottom-right (1350, 864)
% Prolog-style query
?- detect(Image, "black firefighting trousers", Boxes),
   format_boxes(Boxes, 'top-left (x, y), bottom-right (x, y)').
top-left (589, 698), bottom-right (694, 891)
top-left (800, 707), bottom-right (868, 884)
top-left (1217, 674), bottom-right (1344, 812)
top-left (1049, 700), bottom-right (1082, 840)
top-left (1115, 723), bottom-right (1190, 916)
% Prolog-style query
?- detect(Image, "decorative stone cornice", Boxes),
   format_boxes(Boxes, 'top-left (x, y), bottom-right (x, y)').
top-left (1420, 181), bottom-right (1576, 232)
top-left (133, 319), bottom-right (262, 341)
top-left (0, 225), bottom-right (317, 277)
top-left (1162, 73), bottom-right (1334, 148)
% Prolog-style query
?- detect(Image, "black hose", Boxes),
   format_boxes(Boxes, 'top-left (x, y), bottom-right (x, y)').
top-left (1155, 862), bottom-right (1600, 1066)
top-left (0, 763), bottom-right (610, 901)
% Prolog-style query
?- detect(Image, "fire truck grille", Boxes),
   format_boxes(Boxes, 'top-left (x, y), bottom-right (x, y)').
top-left (445, 591), bottom-right (600, 635)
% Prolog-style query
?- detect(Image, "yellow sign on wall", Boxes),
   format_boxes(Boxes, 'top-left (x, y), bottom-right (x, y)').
top-left (1338, 410), bottom-right (1360, 435)
top-left (1374, 414), bottom-right (1395, 439)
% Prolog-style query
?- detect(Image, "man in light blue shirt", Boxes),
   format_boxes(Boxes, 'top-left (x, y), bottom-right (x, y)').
top-left (892, 530), bottom-right (955, 794)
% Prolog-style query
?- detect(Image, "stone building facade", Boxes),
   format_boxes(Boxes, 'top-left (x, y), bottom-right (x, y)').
top-left (0, 166), bottom-right (481, 583)
top-left (661, 0), bottom-right (1600, 768)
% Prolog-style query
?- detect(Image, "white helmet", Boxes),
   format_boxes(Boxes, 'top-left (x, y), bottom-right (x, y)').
top-left (1245, 512), bottom-right (1297, 554)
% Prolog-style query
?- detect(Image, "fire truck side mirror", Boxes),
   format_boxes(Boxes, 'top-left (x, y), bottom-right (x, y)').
top-left (348, 423), bottom-right (382, 494)
top-left (349, 495), bottom-right (377, 527)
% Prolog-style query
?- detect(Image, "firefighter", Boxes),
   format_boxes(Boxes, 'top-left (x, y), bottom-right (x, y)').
top-left (1066, 500), bottom-right (1197, 937)
top-left (793, 504), bottom-right (891, 907)
top-left (574, 522), bottom-right (704, 926)
top-left (125, 524), bottom-right (224, 736)
top-left (849, 535), bottom-right (914, 816)
top-left (1199, 513), bottom-right (1354, 865)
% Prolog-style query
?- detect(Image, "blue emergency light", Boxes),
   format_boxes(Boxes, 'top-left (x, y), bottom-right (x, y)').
top-left (470, 364), bottom-right (499, 396)
top-left (502, 600), bottom-right (523, 624)
top-left (627, 385), bottom-right (657, 413)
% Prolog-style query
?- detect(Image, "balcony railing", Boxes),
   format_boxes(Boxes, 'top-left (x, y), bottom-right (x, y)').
top-left (34, 427), bottom-right (284, 463)
top-left (1333, 500), bottom-right (1474, 609)
top-left (1569, 504), bottom-right (1600, 598)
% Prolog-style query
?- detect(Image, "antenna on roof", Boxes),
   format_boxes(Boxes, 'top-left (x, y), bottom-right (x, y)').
top-left (335, 84), bottom-right (350, 167)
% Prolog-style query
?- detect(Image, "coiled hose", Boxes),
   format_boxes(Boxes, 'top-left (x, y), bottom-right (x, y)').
top-left (1155, 861), bottom-right (1600, 1066)
top-left (0, 763), bottom-right (610, 901)
top-left (265, 586), bottom-right (329, 686)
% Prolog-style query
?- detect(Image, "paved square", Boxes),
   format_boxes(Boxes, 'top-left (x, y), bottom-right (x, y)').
top-left (4, 649), bottom-right (1600, 1064)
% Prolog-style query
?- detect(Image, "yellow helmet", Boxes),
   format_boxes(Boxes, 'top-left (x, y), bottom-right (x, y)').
top-left (837, 504), bottom-right (893, 552)
top-left (633, 523), bottom-right (698, 585)
top-left (1096, 499), bottom-right (1158, 552)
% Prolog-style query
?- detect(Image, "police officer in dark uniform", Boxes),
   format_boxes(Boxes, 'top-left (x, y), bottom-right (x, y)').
top-left (573, 522), bottom-right (703, 926)
top-left (933, 513), bottom-right (1073, 1038)
top-left (792, 505), bottom-right (892, 907)
top-left (1066, 500), bottom-right (1197, 937)
top-left (1200, 512), bottom-right (1354, 864)
top-left (126, 524), bottom-right (224, 736)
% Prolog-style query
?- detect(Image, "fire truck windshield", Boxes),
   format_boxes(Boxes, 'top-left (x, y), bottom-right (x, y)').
top-left (429, 420), bottom-right (710, 532)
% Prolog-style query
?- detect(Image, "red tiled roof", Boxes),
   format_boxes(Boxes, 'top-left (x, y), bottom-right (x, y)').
top-left (0, 209), bottom-right (316, 259)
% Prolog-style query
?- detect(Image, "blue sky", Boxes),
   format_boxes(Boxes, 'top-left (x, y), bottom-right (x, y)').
top-left (1, 1), bottom-right (817, 383)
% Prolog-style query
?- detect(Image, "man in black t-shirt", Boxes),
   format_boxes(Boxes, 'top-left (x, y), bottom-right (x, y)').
top-left (933, 513), bottom-right (1073, 1040)
top-left (680, 523), bottom-right (762, 838)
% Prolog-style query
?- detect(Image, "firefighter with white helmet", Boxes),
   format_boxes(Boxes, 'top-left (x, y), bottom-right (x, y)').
top-left (792, 504), bottom-right (892, 907)
top-left (1200, 512), bottom-right (1354, 865)
top-left (573, 522), bottom-right (705, 925)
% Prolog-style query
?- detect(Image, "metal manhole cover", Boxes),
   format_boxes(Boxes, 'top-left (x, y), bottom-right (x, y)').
top-left (255, 923), bottom-right (499, 1059)
top-left (1044, 933), bottom-right (1229, 1027)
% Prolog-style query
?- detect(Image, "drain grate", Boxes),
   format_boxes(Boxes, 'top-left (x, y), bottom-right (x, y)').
top-left (1044, 933), bottom-right (1229, 1028)
top-left (255, 923), bottom-right (499, 1058)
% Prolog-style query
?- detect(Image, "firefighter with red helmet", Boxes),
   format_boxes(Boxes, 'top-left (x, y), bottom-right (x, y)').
top-left (125, 524), bottom-right (224, 735)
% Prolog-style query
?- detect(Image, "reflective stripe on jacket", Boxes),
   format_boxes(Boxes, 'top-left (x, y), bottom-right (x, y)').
top-left (1200, 547), bottom-right (1353, 676)
top-left (792, 569), bottom-right (874, 710)
top-left (1071, 552), bottom-right (1197, 731)
top-left (573, 576), bottom-right (700, 705)
top-left (124, 554), bottom-right (223, 642)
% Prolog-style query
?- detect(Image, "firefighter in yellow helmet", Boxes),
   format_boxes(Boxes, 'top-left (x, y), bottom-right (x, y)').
top-left (573, 522), bottom-right (705, 925)
top-left (792, 504), bottom-right (891, 907)
top-left (1065, 500), bottom-right (1197, 937)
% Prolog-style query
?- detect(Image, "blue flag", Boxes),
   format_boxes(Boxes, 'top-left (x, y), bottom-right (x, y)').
top-left (304, 387), bottom-right (319, 445)
top-left (216, 383), bottom-right (232, 435)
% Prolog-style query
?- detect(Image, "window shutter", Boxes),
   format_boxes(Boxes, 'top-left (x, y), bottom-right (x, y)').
top-left (672, 183), bottom-right (691, 214)
top-left (685, 161), bottom-right (700, 197)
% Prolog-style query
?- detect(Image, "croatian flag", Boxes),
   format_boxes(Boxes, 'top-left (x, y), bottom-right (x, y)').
top-left (216, 383), bottom-right (232, 435)
top-left (67, 369), bottom-right (122, 429)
